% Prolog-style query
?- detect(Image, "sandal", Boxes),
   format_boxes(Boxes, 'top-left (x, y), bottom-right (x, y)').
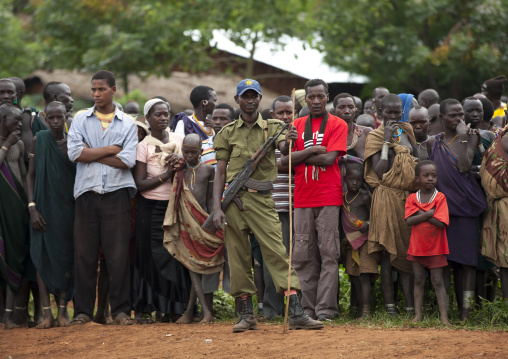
top-left (113, 314), bottom-right (134, 326)
top-left (137, 313), bottom-right (154, 325)
top-left (69, 314), bottom-right (91, 326)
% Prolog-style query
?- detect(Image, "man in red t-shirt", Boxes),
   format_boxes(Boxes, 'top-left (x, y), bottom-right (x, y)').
top-left (285, 79), bottom-right (347, 320)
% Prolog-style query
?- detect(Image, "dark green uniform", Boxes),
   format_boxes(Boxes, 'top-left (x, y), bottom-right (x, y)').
top-left (213, 114), bottom-right (300, 297)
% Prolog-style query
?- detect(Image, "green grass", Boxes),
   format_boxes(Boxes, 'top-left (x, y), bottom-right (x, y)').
top-left (209, 266), bottom-right (508, 331)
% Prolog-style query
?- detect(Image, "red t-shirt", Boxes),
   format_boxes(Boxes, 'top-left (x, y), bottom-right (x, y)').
top-left (292, 114), bottom-right (347, 208)
top-left (405, 192), bottom-right (450, 256)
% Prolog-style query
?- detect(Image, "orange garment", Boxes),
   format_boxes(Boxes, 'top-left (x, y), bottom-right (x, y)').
top-left (405, 191), bottom-right (449, 256)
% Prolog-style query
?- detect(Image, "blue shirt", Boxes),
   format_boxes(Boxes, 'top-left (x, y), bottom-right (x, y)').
top-left (67, 105), bottom-right (138, 198)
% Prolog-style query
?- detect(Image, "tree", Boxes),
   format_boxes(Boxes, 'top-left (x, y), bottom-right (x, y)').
top-left (32, 0), bottom-right (216, 93)
top-left (0, 0), bottom-right (40, 79)
top-left (209, 0), bottom-right (310, 78)
top-left (310, 0), bottom-right (508, 99)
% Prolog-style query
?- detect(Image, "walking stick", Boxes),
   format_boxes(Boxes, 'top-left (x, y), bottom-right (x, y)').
top-left (283, 88), bottom-right (296, 334)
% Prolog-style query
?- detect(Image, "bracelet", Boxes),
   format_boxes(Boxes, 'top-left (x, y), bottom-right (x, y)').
top-left (28, 202), bottom-right (36, 208)
top-left (459, 140), bottom-right (468, 144)
top-left (381, 142), bottom-right (389, 161)
top-left (1, 146), bottom-right (8, 151)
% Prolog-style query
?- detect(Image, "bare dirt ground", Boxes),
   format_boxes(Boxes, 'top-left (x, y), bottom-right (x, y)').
top-left (1, 322), bottom-right (506, 358)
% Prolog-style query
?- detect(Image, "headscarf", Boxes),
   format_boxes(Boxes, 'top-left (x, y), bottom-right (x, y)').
top-left (294, 89), bottom-right (306, 108)
top-left (398, 93), bottom-right (414, 123)
top-left (144, 98), bottom-right (167, 117)
top-left (482, 75), bottom-right (507, 98)
top-left (135, 117), bottom-right (150, 136)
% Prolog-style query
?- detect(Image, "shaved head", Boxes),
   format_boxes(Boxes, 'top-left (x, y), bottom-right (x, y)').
top-left (46, 101), bottom-right (66, 113)
top-left (0, 102), bottom-right (20, 117)
top-left (183, 133), bottom-right (202, 147)
top-left (408, 106), bottom-right (429, 121)
top-left (417, 89), bottom-right (439, 107)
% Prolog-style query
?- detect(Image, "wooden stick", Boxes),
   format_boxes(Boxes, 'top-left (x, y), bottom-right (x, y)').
top-left (283, 88), bottom-right (296, 334)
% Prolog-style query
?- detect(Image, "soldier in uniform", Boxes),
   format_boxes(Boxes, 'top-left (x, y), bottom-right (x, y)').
top-left (212, 79), bottom-right (323, 332)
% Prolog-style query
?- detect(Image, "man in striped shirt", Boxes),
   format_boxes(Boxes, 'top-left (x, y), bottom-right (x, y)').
top-left (199, 103), bottom-right (235, 314)
top-left (262, 95), bottom-right (296, 319)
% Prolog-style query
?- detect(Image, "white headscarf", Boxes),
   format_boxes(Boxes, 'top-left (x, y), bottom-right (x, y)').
top-left (144, 98), bottom-right (168, 117)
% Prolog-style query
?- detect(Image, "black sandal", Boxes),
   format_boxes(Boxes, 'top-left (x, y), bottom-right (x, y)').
top-left (69, 314), bottom-right (91, 326)
top-left (137, 313), bottom-right (154, 324)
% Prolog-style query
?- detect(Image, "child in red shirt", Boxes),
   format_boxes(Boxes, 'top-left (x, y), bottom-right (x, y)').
top-left (405, 160), bottom-right (451, 325)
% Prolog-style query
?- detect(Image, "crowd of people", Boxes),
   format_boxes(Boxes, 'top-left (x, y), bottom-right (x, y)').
top-left (0, 70), bottom-right (507, 332)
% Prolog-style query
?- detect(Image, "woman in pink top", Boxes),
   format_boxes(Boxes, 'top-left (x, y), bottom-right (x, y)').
top-left (132, 99), bottom-right (191, 324)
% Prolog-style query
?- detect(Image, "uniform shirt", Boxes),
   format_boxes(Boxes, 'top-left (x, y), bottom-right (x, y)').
top-left (292, 114), bottom-right (347, 208)
top-left (67, 105), bottom-right (138, 198)
top-left (213, 114), bottom-right (285, 183)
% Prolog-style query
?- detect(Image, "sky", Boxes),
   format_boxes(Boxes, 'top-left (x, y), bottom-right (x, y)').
top-left (211, 30), bottom-right (367, 83)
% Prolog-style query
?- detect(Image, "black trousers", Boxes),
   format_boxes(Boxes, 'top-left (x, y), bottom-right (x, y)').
top-left (73, 189), bottom-right (131, 318)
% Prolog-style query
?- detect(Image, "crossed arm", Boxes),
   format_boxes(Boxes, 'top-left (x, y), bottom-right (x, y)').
top-left (406, 209), bottom-right (445, 228)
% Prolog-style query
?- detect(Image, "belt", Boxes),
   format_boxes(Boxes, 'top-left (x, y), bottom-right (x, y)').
top-left (240, 186), bottom-right (271, 195)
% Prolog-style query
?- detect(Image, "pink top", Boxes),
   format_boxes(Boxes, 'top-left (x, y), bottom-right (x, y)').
top-left (136, 133), bottom-right (184, 200)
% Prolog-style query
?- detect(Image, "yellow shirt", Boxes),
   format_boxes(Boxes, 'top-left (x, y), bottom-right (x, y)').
top-left (493, 102), bottom-right (507, 118)
top-left (95, 110), bottom-right (115, 130)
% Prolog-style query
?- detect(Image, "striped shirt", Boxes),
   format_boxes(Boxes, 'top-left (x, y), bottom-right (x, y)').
top-left (201, 137), bottom-right (217, 168)
top-left (95, 110), bottom-right (115, 130)
top-left (273, 150), bottom-right (294, 212)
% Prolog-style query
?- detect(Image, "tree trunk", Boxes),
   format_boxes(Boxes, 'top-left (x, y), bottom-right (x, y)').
top-left (122, 72), bottom-right (129, 94)
top-left (246, 32), bottom-right (258, 78)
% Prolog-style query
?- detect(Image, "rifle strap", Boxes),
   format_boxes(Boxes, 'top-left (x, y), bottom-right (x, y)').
top-left (263, 120), bottom-right (268, 142)
top-left (244, 178), bottom-right (273, 191)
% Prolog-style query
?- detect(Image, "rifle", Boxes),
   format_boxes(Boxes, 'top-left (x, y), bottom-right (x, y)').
top-left (202, 121), bottom-right (289, 233)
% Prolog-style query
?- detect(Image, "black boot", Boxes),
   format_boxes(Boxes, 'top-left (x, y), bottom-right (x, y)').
top-left (232, 296), bottom-right (258, 333)
top-left (288, 294), bottom-right (324, 330)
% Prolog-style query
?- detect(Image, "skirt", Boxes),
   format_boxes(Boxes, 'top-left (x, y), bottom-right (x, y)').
top-left (131, 196), bottom-right (191, 314)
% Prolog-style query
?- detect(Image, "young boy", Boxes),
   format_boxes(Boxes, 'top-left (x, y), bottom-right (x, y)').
top-left (26, 101), bottom-right (76, 328)
top-left (67, 70), bottom-right (138, 326)
top-left (341, 163), bottom-right (378, 319)
top-left (163, 133), bottom-right (220, 324)
top-left (405, 160), bottom-right (451, 325)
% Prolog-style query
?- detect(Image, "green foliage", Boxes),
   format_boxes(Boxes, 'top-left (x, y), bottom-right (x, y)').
top-left (470, 298), bottom-right (508, 328)
top-left (117, 89), bottom-right (147, 108)
top-left (209, 0), bottom-right (310, 77)
top-left (338, 266), bottom-right (351, 310)
top-left (310, 0), bottom-right (508, 99)
top-left (212, 289), bottom-right (236, 320)
top-left (0, 0), bottom-right (40, 78)
top-left (32, 0), bottom-right (215, 92)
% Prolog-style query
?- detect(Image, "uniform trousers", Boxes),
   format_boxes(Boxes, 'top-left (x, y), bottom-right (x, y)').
top-left (224, 191), bottom-right (300, 297)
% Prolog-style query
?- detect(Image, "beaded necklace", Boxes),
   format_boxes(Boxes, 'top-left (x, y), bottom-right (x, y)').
top-left (193, 114), bottom-right (213, 136)
top-left (416, 188), bottom-right (437, 204)
top-left (185, 160), bottom-right (201, 189)
top-left (344, 191), bottom-right (360, 211)
top-left (392, 128), bottom-right (403, 143)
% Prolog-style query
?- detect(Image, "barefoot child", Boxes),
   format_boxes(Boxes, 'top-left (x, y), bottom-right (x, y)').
top-left (26, 101), bottom-right (76, 328)
top-left (163, 133), bottom-right (223, 324)
top-left (405, 160), bottom-right (451, 325)
top-left (341, 163), bottom-right (378, 319)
